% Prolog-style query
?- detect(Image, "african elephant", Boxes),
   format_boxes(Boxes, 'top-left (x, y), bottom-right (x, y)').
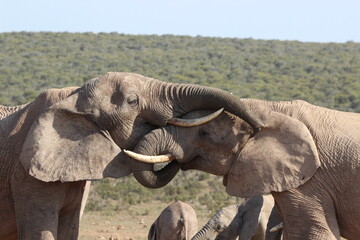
top-left (192, 195), bottom-right (282, 240)
top-left (148, 201), bottom-right (198, 240)
top-left (125, 99), bottom-right (360, 240)
top-left (0, 72), bottom-right (263, 239)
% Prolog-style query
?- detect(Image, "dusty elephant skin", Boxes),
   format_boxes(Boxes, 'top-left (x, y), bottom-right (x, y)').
top-left (148, 201), bottom-right (198, 240)
top-left (127, 99), bottom-right (360, 240)
top-left (0, 72), bottom-right (262, 240)
top-left (192, 195), bottom-right (282, 240)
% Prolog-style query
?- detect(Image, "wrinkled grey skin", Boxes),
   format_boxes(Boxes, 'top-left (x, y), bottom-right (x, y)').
top-left (0, 72), bottom-right (263, 240)
top-left (130, 99), bottom-right (360, 240)
top-left (192, 195), bottom-right (282, 240)
top-left (148, 201), bottom-right (198, 240)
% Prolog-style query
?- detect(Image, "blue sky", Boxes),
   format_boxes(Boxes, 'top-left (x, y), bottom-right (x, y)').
top-left (0, 0), bottom-right (359, 43)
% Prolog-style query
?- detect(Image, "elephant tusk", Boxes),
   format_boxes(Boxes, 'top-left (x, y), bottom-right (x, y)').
top-left (269, 222), bottom-right (283, 232)
top-left (167, 108), bottom-right (224, 127)
top-left (123, 149), bottom-right (176, 163)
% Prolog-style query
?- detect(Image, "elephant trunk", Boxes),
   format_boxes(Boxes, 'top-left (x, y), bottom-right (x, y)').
top-left (164, 83), bottom-right (264, 131)
top-left (131, 127), bottom-right (181, 188)
top-left (191, 227), bottom-right (207, 240)
top-left (132, 161), bottom-right (180, 188)
top-left (134, 81), bottom-right (264, 188)
top-left (191, 222), bottom-right (215, 240)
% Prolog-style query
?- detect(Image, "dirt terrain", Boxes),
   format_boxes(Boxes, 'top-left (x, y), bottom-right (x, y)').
top-left (80, 201), bottom-right (349, 240)
top-left (79, 201), bottom-right (210, 240)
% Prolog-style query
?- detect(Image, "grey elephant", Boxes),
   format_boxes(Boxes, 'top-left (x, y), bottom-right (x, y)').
top-left (192, 195), bottom-right (282, 240)
top-left (0, 72), bottom-right (262, 240)
top-left (125, 99), bottom-right (360, 240)
top-left (148, 201), bottom-right (198, 240)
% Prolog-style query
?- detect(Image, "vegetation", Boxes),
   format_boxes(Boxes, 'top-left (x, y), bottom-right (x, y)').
top-left (1, 32), bottom-right (359, 212)
top-left (86, 171), bottom-right (239, 213)
top-left (1, 32), bottom-right (359, 111)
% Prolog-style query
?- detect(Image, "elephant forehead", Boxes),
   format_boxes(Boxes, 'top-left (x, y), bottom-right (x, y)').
top-left (102, 72), bottom-right (146, 81)
top-left (104, 72), bottom-right (153, 88)
top-left (106, 75), bottom-right (155, 104)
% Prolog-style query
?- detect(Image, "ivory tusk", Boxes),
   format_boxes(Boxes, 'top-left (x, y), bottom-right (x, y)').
top-left (167, 108), bottom-right (224, 127)
top-left (123, 149), bottom-right (175, 163)
top-left (269, 222), bottom-right (283, 232)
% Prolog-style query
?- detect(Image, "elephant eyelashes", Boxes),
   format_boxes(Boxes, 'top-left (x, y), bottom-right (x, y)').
top-left (127, 95), bottom-right (139, 107)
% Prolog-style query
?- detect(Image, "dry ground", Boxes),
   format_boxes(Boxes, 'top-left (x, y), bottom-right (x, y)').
top-left (79, 201), bottom-right (348, 240)
top-left (79, 201), bottom-right (211, 240)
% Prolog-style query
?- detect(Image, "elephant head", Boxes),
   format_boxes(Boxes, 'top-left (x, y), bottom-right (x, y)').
top-left (125, 106), bottom-right (320, 196)
top-left (192, 195), bottom-right (281, 240)
top-left (148, 200), bottom-right (198, 240)
top-left (19, 72), bottom-right (263, 188)
top-left (192, 204), bottom-right (240, 240)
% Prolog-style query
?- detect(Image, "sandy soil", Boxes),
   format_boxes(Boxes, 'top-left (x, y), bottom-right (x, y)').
top-left (79, 202), bottom-right (210, 240)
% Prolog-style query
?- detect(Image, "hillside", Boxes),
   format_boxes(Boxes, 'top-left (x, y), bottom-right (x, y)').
top-left (1, 32), bottom-right (359, 111)
top-left (1, 32), bottom-right (359, 213)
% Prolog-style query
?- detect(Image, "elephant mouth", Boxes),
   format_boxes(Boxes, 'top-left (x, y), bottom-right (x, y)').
top-left (153, 161), bottom-right (173, 171)
top-left (180, 156), bottom-right (203, 171)
top-left (180, 163), bottom-right (192, 171)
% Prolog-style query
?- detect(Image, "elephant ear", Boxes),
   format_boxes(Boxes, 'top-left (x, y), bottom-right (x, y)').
top-left (238, 195), bottom-right (264, 240)
top-left (226, 108), bottom-right (320, 197)
top-left (20, 91), bottom-right (131, 182)
top-left (148, 223), bottom-right (157, 240)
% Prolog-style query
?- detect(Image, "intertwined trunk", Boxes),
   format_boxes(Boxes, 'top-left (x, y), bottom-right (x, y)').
top-left (134, 81), bottom-right (263, 188)
top-left (131, 127), bottom-right (181, 188)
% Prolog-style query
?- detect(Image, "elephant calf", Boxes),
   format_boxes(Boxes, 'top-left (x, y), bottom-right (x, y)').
top-left (192, 195), bottom-right (282, 240)
top-left (148, 201), bottom-right (198, 240)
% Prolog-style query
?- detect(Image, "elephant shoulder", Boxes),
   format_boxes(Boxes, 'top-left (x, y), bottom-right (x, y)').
top-left (35, 87), bottom-right (79, 108)
top-left (0, 87), bottom-right (80, 144)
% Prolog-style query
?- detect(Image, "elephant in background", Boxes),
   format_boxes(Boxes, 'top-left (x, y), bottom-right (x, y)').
top-left (148, 201), bottom-right (198, 240)
top-left (192, 195), bottom-right (282, 240)
top-left (125, 99), bottom-right (360, 240)
top-left (0, 72), bottom-right (263, 240)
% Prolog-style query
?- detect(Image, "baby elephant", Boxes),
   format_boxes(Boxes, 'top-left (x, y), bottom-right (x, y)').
top-left (149, 201), bottom-right (198, 240)
top-left (192, 195), bottom-right (282, 240)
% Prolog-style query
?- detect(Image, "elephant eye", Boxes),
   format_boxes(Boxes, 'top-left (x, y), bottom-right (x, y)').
top-left (216, 224), bottom-right (222, 231)
top-left (127, 95), bottom-right (138, 107)
top-left (199, 129), bottom-right (209, 138)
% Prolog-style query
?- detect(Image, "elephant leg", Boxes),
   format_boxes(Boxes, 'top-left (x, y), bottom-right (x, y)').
top-left (58, 181), bottom-right (87, 240)
top-left (13, 196), bottom-right (58, 240)
top-left (272, 188), bottom-right (341, 240)
top-left (0, 186), bottom-right (17, 239)
top-left (12, 179), bottom-right (60, 240)
top-left (265, 206), bottom-right (283, 240)
top-left (57, 206), bottom-right (82, 240)
top-left (11, 176), bottom-right (86, 240)
top-left (79, 181), bottom-right (91, 219)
